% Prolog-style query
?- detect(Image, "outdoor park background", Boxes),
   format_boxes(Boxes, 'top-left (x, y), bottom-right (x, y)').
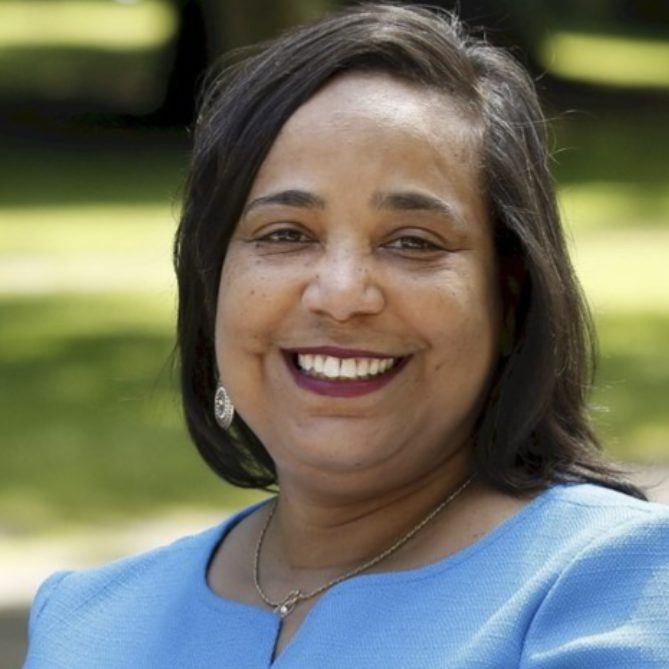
top-left (1, 0), bottom-right (668, 664)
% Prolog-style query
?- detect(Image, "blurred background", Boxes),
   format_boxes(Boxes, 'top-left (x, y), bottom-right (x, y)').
top-left (1, 0), bottom-right (668, 664)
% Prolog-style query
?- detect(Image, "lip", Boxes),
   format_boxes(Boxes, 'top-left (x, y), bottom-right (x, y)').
top-left (283, 345), bottom-right (398, 359)
top-left (281, 347), bottom-right (409, 398)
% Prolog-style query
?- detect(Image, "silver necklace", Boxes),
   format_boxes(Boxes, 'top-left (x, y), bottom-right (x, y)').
top-left (253, 475), bottom-right (475, 618)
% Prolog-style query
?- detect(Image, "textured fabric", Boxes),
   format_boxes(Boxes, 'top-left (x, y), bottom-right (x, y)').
top-left (23, 484), bottom-right (669, 668)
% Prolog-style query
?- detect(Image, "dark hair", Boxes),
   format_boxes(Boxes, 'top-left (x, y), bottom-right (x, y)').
top-left (174, 2), bottom-right (644, 498)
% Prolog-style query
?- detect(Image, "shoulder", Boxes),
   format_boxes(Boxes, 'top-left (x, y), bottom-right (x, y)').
top-left (521, 482), bottom-right (669, 550)
top-left (29, 522), bottom-right (221, 632)
top-left (24, 505), bottom-right (265, 664)
top-left (23, 503), bottom-right (274, 667)
top-left (539, 480), bottom-right (667, 515)
top-left (518, 484), bottom-right (669, 667)
top-left (470, 482), bottom-right (669, 575)
top-left (537, 483), bottom-right (669, 589)
top-left (517, 483), bottom-right (669, 591)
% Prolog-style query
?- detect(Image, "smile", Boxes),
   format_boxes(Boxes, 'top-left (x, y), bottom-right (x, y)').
top-left (296, 353), bottom-right (399, 381)
top-left (282, 347), bottom-right (409, 398)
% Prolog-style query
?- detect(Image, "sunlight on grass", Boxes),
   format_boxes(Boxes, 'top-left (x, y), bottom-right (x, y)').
top-left (541, 31), bottom-right (669, 89)
top-left (559, 183), bottom-right (669, 232)
top-left (0, 204), bottom-right (177, 294)
top-left (569, 229), bottom-right (669, 312)
top-left (0, 0), bottom-right (177, 51)
top-left (0, 0), bottom-right (179, 111)
top-left (0, 292), bottom-right (264, 532)
top-left (0, 204), bottom-right (176, 253)
top-left (0, 253), bottom-right (175, 295)
top-left (593, 312), bottom-right (669, 462)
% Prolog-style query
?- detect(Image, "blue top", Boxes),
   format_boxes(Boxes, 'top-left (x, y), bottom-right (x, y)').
top-left (23, 484), bottom-right (669, 668)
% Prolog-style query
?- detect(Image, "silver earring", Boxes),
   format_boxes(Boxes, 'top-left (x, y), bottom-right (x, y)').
top-left (214, 384), bottom-right (235, 430)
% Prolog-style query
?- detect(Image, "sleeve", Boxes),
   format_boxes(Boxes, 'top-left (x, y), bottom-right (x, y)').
top-left (519, 512), bottom-right (669, 668)
top-left (27, 571), bottom-right (72, 641)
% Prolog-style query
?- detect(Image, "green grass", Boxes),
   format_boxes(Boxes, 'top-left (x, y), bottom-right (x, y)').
top-left (571, 227), bottom-right (669, 311)
top-left (0, 1), bottom-right (178, 113)
top-left (0, 122), bottom-right (265, 532)
top-left (553, 110), bottom-right (669, 232)
top-left (1, 124), bottom-right (189, 209)
top-left (0, 1), bottom-right (176, 51)
top-left (555, 111), bottom-right (669, 460)
top-left (539, 30), bottom-right (669, 90)
top-left (593, 312), bottom-right (669, 462)
top-left (0, 292), bottom-right (263, 532)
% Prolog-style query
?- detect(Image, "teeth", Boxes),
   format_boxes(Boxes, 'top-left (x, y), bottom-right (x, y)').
top-left (323, 356), bottom-right (339, 378)
top-left (340, 358), bottom-right (357, 379)
top-left (296, 354), bottom-right (398, 381)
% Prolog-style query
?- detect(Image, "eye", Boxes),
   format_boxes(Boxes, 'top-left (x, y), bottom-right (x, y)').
top-left (256, 227), bottom-right (313, 244)
top-left (384, 235), bottom-right (444, 252)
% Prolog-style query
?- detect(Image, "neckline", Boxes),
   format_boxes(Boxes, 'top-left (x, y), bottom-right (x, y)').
top-left (195, 483), bottom-right (567, 615)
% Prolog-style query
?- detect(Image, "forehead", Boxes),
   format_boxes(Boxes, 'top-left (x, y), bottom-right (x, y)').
top-left (277, 72), bottom-right (481, 162)
top-left (248, 72), bottom-right (485, 208)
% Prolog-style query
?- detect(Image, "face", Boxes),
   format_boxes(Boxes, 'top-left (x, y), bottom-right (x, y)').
top-left (215, 73), bottom-right (502, 495)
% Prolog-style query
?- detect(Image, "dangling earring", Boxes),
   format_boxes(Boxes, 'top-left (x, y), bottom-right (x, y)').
top-left (214, 384), bottom-right (235, 430)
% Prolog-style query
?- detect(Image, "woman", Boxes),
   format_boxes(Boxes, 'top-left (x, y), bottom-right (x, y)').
top-left (24, 4), bottom-right (669, 667)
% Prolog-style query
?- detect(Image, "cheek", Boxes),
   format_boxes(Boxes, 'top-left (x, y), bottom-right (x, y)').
top-left (413, 264), bottom-right (501, 369)
top-left (217, 262), bottom-right (265, 350)
top-left (215, 251), bottom-right (299, 361)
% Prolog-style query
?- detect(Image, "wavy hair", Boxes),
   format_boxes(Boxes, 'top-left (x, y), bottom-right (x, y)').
top-left (174, 2), bottom-right (643, 498)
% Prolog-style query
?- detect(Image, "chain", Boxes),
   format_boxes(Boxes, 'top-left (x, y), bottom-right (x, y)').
top-left (253, 475), bottom-right (475, 618)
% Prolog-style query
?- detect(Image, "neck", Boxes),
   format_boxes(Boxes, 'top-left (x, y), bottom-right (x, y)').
top-left (269, 450), bottom-right (474, 571)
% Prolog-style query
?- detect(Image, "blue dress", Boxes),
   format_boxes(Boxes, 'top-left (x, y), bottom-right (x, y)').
top-left (23, 484), bottom-right (669, 668)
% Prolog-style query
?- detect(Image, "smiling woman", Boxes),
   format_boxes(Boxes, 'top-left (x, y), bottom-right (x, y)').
top-left (215, 73), bottom-right (499, 489)
top-left (22, 3), bottom-right (669, 668)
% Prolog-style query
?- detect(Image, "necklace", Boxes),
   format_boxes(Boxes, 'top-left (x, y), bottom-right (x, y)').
top-left (253, 475), bottom-right (475, 618)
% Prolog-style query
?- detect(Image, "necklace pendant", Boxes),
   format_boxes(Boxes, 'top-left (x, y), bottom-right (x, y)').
top-left (274, 589), bottom-right (302, 618)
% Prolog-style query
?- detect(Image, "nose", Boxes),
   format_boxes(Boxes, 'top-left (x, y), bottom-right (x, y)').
top-left (301, 245), bottom-right (385, 322)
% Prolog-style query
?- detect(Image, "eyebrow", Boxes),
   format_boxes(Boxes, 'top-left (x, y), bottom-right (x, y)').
top-left (242, 188), bottom-right (463, 227)
top-left (242, 189), bottom-right (326, 217)
top-left (371, 190), bottom-right (456, 218)
top-left (372, 190), bottom-right (468, 233)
